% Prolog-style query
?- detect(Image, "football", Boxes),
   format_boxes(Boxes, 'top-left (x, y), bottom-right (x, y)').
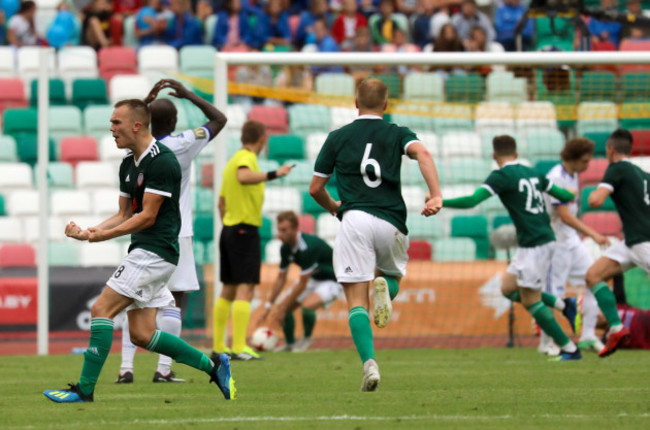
top-left (251, 327), bottom-right (279, 352)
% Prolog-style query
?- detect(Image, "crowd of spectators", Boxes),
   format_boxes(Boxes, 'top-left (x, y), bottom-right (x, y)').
top-left (0, 0), bottom-right (649, 55)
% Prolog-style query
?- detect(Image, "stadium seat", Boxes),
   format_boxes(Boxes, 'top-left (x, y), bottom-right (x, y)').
top-left (14, 135), bottom-right (56, 166)
top-left (315, 73), bottom-right (356, 97)
top-left (576, 102), bottom-right (618, 136)
top-left (535, 17), bottom-right (575, 51)
top-left (7, 190), bottom-right (39, 216)
top-left (406, 213), bottom-right (444, 239)
top-left (4, 108), bottom-right (37, 137)
top-left (72, 78), bottom-right (108, 110)
top-left (415, 132), bottom-right (439, 158)
top-left (316, 213), bottom-right (340, 241)
top-left (432, 237), bottom-right (477, 262)
top-left (0, 217), bottom-right (23, 242)
top-left (83, 105), bottom-right (114, 141)
top-left (330, 107), bottom-right (357, 130)
top-left (98, 46), bottom-right (138, 82)
top-left (492, 214), bottom-right (513, 230)
top-left (445, 74), bottom-right (484, 104)
top-left (57, 46), bottom-right (99, 84)
top-left (475, 102), bottom-right (515, 134)
top-left (48, 106), bottom-right (83, 144)
top-left (263, 187), bottom-right (301, 213)
top-left (486, 71), bottom-right (527, 104)
top-left (0, 135), bottom-right (18, 162)
top-left (515, 101), bottom-right (557, 132)
top-left (306, 132), bottom-right (328, 160)
top-left (0, 162), bottom-right (33, 189)
top-left (78, 242), bottom-right (122, 267)
top-left (619, 40), bottom-right (650, 73)
top-left (180, 45), bottom-right (217, 77)
top-left (298, 214), bottom-right (316, 234)
top-left (138, 45), bottom-right (179, 81)
top-left (91, 188), bottom-right (120, 215)
top-left (267, 134), bottom-right (305, 163)
top-left (97, 135), bottom-right (124, 162)
top-left (282, 160), bottom-right (313, 186)
top-left (109, 74), bottom-right (150, 104)
top-left (60, 137), bottom-right (99, 167)
top-left (0, 46), bottom-right (16, 77)
top-left (0, 195), bottom-right (4, 216)
top-left (248, 105), bottom-right (289, 135)
top-left (446, 158), bottom-right (492, 185)
top-left (302, 190), bottom-right (326, 216)
top-left (403, 72), bottom-right (444, 103)
top-left (51, 190), bottom-right (92, 216)
top-left (0, 243), bottom-right (36, 267)
top-left (407, 240), bottom-right (432, 260)
top-left (579, 158), bottom-right (608, 186)
top-left (264, 239), bottom-right (282, 264)
top-left (76, 161), bottom-right (118, 189)
top-left (621, 72), bottom-right (650, 103)
top-left (193, 187), bottom-right (214, 215)
top-left (29, 78), bottom-right (66, 106)
top-left (44, 162), bottom-right (75, 189)
top-left (582, 131), bottom-right (610, 157)
top-left (451, 215), bottom-right (490, 259)
top-left (402, 186), bottom-right (426, 212)
top-left (401, 159), bottom-right (428, 186)
top-left (524, 129), bottom-right (565, 162)
top-left (391, 110), bottom-right (435, 132)
top-left (199, 162), bottom-right (214, 188)
top-left (630, 156), bottom-right (650, 173)
top-left (432, 104), bottom-right (473, 134)
top-left (630, 129), bottom-right (650, 156)
top-left (288, 104), bottom-right (331, 136)
top-left (193, 240), bottom-right (206, 266)
top-left (225, 104), bottom-right (247, 132)
top-left (203, 240), bottom-right (215, 263)
top-left (533, 159), bottom-right (558, 177)
top-left (193, 215), bottom-right (214, 243)
top-left (0, 78), bottom-right (27, 112)
top-left (17, 47), bottom-right (56, 93)
top-left (260, 216), bottom-right (273, 243)
top-left (580, 71), bottom-right (616, 102)
top-left (49, 242), bottom-right (80, 266)
top-left (440, 132), bottom-right (482, 159)
top-left (581, 212), bottom-right (622, 239)
top-left (580, 185), bottom-right (616, 213)
top-left (370, 73), bottom-right (401, 98)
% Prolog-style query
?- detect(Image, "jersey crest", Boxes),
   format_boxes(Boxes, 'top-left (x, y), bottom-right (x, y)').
top-left (137, 173), bottom-right (144, 186)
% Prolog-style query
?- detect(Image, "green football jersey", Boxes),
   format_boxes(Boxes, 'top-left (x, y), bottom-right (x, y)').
top-left (600, 160), bottom-right (650, 246)
top-left (119, 141), bottom-right (181, 265)
top-left (314, 115), bottom-right (419, 234)
top-left (482, 161), bottom-right (555, 248)
top-left (279, 233), bottom-right (336, 281)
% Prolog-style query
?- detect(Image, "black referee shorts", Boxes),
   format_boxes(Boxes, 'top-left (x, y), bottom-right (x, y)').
top-left (219, 223), bottom-right (261, 284)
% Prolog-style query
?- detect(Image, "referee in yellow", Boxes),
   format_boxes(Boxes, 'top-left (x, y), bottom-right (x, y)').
top-left (212, 120), bottom-right (293, 360)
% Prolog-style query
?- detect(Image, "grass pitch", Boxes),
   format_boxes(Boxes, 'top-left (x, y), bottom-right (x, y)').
top-left (2, 347), bottom-right (649, 430)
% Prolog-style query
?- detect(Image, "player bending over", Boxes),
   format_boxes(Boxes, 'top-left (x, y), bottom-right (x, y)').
top-left (443, 135), bottom-right (581, 361)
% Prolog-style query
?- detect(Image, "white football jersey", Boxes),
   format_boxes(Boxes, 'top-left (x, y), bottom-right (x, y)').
top-left (545, 163), bottom-right (581, 245)
top-left (160, 126), bottom-right (211, 237)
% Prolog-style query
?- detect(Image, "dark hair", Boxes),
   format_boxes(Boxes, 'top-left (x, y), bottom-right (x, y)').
top-left (114, 99), bottom-right (151, 126)
top-left (492, 135), bottom-right (517, 156)
top-left (276, 210), bottom-right (299, 228)
top-left (149, 99), bottom-right (177, 136)
top-left (241, 120), bottom-right (266, 144)
top-left (357, 78), bottom-right (388, 110)
top-left (607, 129), bottom-right (633, 155)
top-left (19, 0), bottom-right (36, 14)
top-left (561, 138), bottom-right (595, 161)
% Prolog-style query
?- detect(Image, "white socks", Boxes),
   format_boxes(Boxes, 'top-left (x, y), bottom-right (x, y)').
top-left (580, 288), bottom-right (599, 341)
top-left (156, 306), bottom-right (182, 375)
top-left (120, 317), bottom-right (137, 374)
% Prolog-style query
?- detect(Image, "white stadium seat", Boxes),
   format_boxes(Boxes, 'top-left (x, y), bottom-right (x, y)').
top-left (7, 190), bottom-right (39, 216)
top-left (137, 45), bottom-right (179, 81)
top-left (92, 189), bottom-right (120, 216)
top-left (51, 190), bottom-right (92, 216)
top-left (57, 46), bottom-right (99, 84)
top-left (316, 213), bottom-right (340, 241)
top-left (0, 163), bottom-right (34, 188)
top-left (79, 242), bottom-right (123, 267)
top-left (99, 134), bottom-right (127, 162)
top-left (0, 217), bottom-right (24, 242)
top-left (76, 161), bottom-right (119, 189)
top-left (109, 74), bottom-right (150, 104)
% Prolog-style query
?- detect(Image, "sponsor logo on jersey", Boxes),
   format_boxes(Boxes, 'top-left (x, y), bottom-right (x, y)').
top-left (125, 174), bottom-right (130, 182)
top-left (193, 127), bottom-right (207, 139)
top-left (137, 173), bottom-right (144, 186)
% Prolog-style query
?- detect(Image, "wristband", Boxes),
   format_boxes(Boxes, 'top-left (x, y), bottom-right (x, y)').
top-left (267, 170), bottom-right (278, 180)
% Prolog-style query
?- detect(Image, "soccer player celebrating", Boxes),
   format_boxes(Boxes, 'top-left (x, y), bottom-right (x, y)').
top-left (309, 78), bottom-right (443, 391)
top-left (443, 135), bottom-right (581, 361)
top-left (43, 100), bottom-right (234, 403)
top-left (586, 129), bottom-right (650, 357)
top-left (256, 210), bottom-right (342, 352)
top-left (543, 138), bottom-right (609, 354)
top-left (115, 79), bottom-right (227, 383)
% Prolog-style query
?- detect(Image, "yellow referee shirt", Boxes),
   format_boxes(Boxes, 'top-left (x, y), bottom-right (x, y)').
top-left (220, 149), bottom-right (265, 227)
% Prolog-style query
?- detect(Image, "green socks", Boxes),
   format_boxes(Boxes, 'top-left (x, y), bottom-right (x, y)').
top-left (79, 318), bottom-right (114, 396)
top-left (526, 301), bottom-right (571, 348)
top-left (385, 277), bottom-right (400, 300)
top-left (506, 291), bottom-right (564, 310)
top-left (591, 282), bottom-right (623, 326)
top-left (349, 307), bottom-right (374, 363)
top-left (301, 308), bottom-right (316, 338)
top-left (146, 330), bottom-right (213, 374)
top-left (283, 312), bottom-right (296, 345)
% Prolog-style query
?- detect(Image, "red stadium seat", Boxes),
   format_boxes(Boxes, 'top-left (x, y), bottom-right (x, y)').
top-left (0, 78), bottom-right (27, 113)
top-left (579, 158), bottom-right (608, 186)
top-left (581, 212), bottom-right (622, 239)
top-left (59, 137), bottom-right (99, 168)
top-left (630, 129), bottom-right (650, 156)
top-left (200, 162), bottom-right (214, 188)
top-left (620, 40), bottom-right (650, 74)
top-left (298, 214), bottom-right (316, 234)
top-left (407, 240), bottom-right (432, 261)
top-left (0, 244), bottom-right (36, 267)
top-left (248, 105), bottom-right (289, 135)
top-left (98, 46), bottom-right (137, 83)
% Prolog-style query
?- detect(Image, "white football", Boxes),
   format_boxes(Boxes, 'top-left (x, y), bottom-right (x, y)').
top-left (251, 327), bottom-right (279, 352)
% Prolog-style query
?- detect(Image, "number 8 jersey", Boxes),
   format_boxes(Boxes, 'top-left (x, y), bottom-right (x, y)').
top-left (314, 115), bottom-right (419, 235)
top-left (481, 160), bottom-right (556, 248)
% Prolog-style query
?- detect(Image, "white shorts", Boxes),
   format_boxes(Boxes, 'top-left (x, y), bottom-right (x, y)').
top-left (279, 278), bottom-right (343, 308)
top-left (334, 210), bottom-right (409, 283)
top-left (549, 240), bottom-right (593, 297)
top-left (603, 241), bottom-right (650, 275)
top-left (107, 248), bottom-right (176, 311)
top-left (507, 241), bottom-right (555, 290)
top-left (166, 236), bottom-right (199, 292)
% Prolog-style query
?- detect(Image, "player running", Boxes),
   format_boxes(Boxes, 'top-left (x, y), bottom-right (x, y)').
top-left (309, 78), bottom-right (443, 391)
top-left (586, 129), bottom-right (650, 357)
top-left (256, 210), bottom-right (342, 352)
top-left (443, 135), bottom-right (582, 361)
top-left (114, 79), bottom-right (227, 383)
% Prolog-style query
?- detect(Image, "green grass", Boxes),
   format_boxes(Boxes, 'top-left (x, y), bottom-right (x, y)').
top-left (2, 348), bottom-right (649, 429)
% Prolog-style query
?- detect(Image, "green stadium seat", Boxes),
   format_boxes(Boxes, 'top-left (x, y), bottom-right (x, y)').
top-left (72, 79), bottom-right (108, 110)
top-left (268, 134), bottom-right (305, 163)
top-left (433, 237), bottom-right (477, 262)
top-left (621, 72), bottom-right (650, 102)
top-left (406, 213), bottom-right (444, 240)
top-left (534, 159), bottom-right (558, 176)
top-left (0, 194), bottom-right (5, 216)
top-left (486, 72), bottom-right (527, 104)
top-left (180, 46), bottom-right (217, 77)
top-left (535, 17), bottom-right (575, 51)
top-left (37, 162), bottom-right (75, 189)
top-left (446, 158), bottom-right (492, 185)
top-left (582, 131), bottom-right (610, 156)
top-left (30, 78), bottom-right (67, 106)
top-left (623, 267), bottom-right (650, 308)
top-left (260, 216), bottom-right (273, 242)
top-left (15, 135), bottom-right (57, 166)
top-left (302, 191), bottom-right (326, 216)
top-left (445, 74), bottom-right (484, 104)
top-left (492, 214), bottom-right (513, 230)
top-left (619, 103), bottom-right (650, 130)
top-left (281, 160), bottom-right (314, 186)
top-left (580, 185), bottom-right (616, 213)
top-left (49, 242), bottom-right (80, 266)
top-left (525, 129), bottom-right (565, 162)
top-left (193, 215), bottom-right (214, 242)
top-left (432, 104), bottom-right (473, 134)
top-left (403, 72), bottom-right (444, 103)
top-left (49, 106), bottom-right (83, 144)
top-left (204, 240), bottom-right (214, 263)
top-left (580, 71), bottom-right (616, 103)
top-left (83, 105), bottom-right (113, 141)
top-left (4, 108), bottom-right (38, 136)
top-left (193, 240), bottom-right (206, 266)
top-left (315, 73), bottom-right (355, 97)
top-left (451, 215), bottom-right (489, 259)
top-left (193, 187), bottom-right (214, 215)
top-left (288, 104), bottom-right (331, 136)
top-left (0, 135), bottom-right (18, 162)
top-left (391, 112), bottom-right (435, 132)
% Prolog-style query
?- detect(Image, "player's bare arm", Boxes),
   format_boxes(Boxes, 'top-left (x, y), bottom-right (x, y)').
top-left (588, 186), bottom-right (612, 208)
top-left (237, 164), bottom-right (294, 185)
top-left (556, 205), bottom-right (610, 246)
top-left (92, 195), bottom-right (134, 231)
top-left (88, 192), bottom-right (165, 242)
top-left (64, 221), bottom-right (90, 241)
top-left (407, 141), bottom-right (443, 216)
top-left (309, 175), bottom-right (341, 215)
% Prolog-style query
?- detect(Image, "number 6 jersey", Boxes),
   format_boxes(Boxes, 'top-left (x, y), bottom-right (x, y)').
top-left (314, 115), bottom-right (419, 235)
top-left (481, 160), bottom-right (556, 248)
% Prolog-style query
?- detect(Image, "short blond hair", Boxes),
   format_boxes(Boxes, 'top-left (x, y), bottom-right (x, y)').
top-left (357, 78), bottom-right (388, 111)
top-left (276, 210), bottom-right (299, 228)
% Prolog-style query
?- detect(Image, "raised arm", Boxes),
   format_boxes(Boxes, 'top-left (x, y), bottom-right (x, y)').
top-left (443, 187), bottom-right (492, 209)
top-left (237, 164), bottom-right (293, 185)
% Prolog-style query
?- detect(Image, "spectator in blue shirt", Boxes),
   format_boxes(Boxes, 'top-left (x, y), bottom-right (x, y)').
top-left (295, 0), bottom-right (330, 48)
top-left (588, 0), bottom-right (622, 47)
top-left (412, 0), bottom-right (435, 49)
top-left (162, 0), bottom-right (202, 48)
top-left (213, 0), bottom-right (266, 50)
top-left (494, 0), bottom-right (533, 51)
top-left (260, 0), bottom-right (292, 48)
top-left (310, 18), bottom-right (342, 73)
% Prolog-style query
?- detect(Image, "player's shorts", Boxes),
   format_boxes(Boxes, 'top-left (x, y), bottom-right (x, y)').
top-left (506, 241), bottom-right (555, 290)
top-left (107, 248), bottom-right (176, 311)
top-left (334, 210), bottom-right (409, 283)
top-left (549, 240), bottom-right (593, 296)
top-left (219, 223), bottom-right (261, 284)
top-left (603, 241), bottom-right (650, 274)
top-left (166, 236), bottom-right (200, 292)
top-left (278, 278), bottom-right (343, 308)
